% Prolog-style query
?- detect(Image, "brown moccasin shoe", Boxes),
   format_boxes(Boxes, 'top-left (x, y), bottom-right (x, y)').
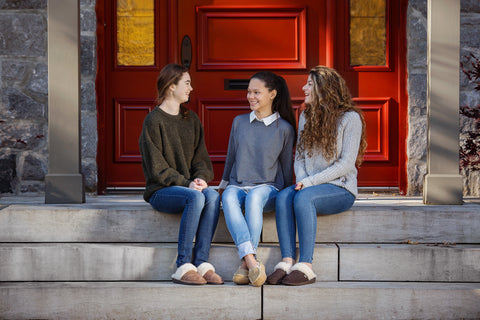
top-left (266, 268), bottom-right (287, 285)
top-left (203, 270), bottom-right (224, 285)
top-left (281, 263), bottom-right (316, 286)
top-left (266, 262), bottom-right (292, 285)
top-left (172, 270), bottom-right (207, 285)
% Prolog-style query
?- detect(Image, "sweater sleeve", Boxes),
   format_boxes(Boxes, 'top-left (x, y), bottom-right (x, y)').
top-left (300, 112), bottom-right (362, 188)
top-left (221, 117), bottom-right (237, 183)
top-left (190, 116), bottom-right (214, 183)
top-left (139, 115), bottom-right (190, 188)
top-left (279, 123), bottom-right (295, 188)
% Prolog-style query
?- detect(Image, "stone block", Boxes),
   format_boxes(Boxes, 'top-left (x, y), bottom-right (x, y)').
top-left (0, 152), bottom-right (16, 193)
top-left (26, 63), bottom-right (48, 95)
top-left (20, 152), bottom-right (46, 180)
top-left (0, 203), bottom-right (233, 242)
top-left (0, 120), bottom-right (46, 149)
top-left (263, 203), bottom-right (480, 243)
top-left (1, 87), bottom-right (45, 119)
top-left (0, 59), bottom-right (32, 85)
top-left (263, 282), bottom-right (480, 320)
top-left (0, 282), bottom-right (261, 320)
top-left (81, 80), bottom-right (96, 112)
top-left (0, 0), bottom-right (46, 9)
top-left (339, 244), bottom-right (480, 282)
top-left (80, 36), bottom-right (96, 77)
top-left (81, 113), bottom-right (97, 158)
top-left (0, 13), bottom-right (46, 56)
top-left (80, 7), bottom-right (96, 32)
top-left (0, 243), bottom-right (337, 282)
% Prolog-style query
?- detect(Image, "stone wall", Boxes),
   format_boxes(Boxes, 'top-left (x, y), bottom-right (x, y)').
top-left (0, 0), bottom-right (97, 194)
top-left (406, 0), bottom-right (480, 196)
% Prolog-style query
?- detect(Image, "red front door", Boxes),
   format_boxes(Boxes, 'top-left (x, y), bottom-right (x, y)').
top-left (96, 0), bottom-right (407, 193)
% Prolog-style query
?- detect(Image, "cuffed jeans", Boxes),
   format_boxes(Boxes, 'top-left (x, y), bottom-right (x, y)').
top-left (222, 185), bottom-right (277, 259)
top-left (275, 183), bottom-right (355, 263)
top-left (148, 186), bottom-right (220, 267)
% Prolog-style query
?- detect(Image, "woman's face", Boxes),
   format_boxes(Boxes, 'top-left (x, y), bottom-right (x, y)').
top-left (171, 72), bottom-right (193, 104)
top-left (302, 75), bottom-right (315, 105)
top-left (247, 78), bottom-right (276, 116)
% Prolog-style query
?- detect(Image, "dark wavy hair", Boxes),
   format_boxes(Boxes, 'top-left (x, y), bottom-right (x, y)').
top-left (250, 71), bottom-right (297, 136)
top-left (297, 66), bottom-right (367, 165)
top-left (156, 63), bottom-right (190, 118)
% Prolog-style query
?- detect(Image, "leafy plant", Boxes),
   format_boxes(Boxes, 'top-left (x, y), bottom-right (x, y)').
top-left (460, 53), bottom-right (480, 170)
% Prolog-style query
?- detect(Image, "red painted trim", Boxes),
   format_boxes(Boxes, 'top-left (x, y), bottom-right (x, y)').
top-left (326, 0), bottom-right (336, 68)
top-left (196, 6), bottom-right (307, 70)
top-left (397, 0), bottom-right (409, 195)
top-left (168, 0), bottom-right (178, 63)
top-left (95, 0), bottom-right (106, 194)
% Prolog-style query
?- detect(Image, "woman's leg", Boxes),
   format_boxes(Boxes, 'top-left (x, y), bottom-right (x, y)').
top-left (149, 186), bottom-right (206, 267)
top-left (274, 185), bottom-right (298, 261)
top-left (294, 184), bottom-right (355, 264)
top-left (222, 186), bottom-right (254, 259)
top-left (192, 187), bottom-right (221, 266)
top-left (244, 185), bottom-right (278, 250)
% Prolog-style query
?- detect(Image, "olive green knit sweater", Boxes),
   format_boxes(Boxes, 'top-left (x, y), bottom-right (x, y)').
top-left (139, 107), bottom-right (213, 201)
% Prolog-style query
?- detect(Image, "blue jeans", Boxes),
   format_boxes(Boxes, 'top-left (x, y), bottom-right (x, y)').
top-left (275, 183), bottom-right (355, 263)
top-left (149, 186), bottom-right (220, 267)
top-left (222, 185), bottom-right (277, 259)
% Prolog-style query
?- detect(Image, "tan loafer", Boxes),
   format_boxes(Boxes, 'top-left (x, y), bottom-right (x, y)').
top-left (233, 265), bottom-right (250, 285)
top-left (248, 262), bottom-right (266, 287)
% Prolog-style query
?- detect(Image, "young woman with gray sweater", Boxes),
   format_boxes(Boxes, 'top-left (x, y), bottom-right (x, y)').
top-left (219, 71), bottom-right (296, 287)
top-left (267, 66), bottom-right (367, 286)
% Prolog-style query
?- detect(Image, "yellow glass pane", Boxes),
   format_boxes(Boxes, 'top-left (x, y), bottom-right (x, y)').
top-left (350, 0), bottom-right (386, 66)
top-left (117, 0), bottom-right (154, 66)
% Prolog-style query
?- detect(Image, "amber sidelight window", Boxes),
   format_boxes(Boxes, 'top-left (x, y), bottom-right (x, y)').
top-left (349, 0), bottom-right (386, 66)
top-left (116, 0), bottom-right (154, 66)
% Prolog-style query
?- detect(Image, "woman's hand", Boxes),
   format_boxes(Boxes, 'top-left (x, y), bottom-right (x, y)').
top-left (295, 182), bottom-right (304, 190)
top-left (189, 178), bottom-right (208, 191)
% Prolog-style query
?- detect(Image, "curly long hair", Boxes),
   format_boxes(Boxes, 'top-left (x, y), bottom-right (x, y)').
top-left (250, 71), bottom-right (297, 136)
top-left (297, 66), bottom-right (367, 165)
top-left (156, 63), bottom-right (190, 118)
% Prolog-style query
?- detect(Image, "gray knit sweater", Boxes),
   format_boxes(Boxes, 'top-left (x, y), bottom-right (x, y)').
top-left (295, 111), bottom-right (362, 197)
top-left (222, 113), bottom-right (295, 190)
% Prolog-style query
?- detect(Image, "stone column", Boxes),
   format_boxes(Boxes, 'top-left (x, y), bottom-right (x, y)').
top-left (45, 0), bottom-right (85, 203)
top-left (423, 0), bottom-right (463, 205)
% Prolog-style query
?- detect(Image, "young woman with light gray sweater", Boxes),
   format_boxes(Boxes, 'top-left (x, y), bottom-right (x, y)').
top-left (267, 66), bottom-right (367, 286)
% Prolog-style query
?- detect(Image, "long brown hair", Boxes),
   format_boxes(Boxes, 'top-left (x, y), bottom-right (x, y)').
top-left (156, 63), bottom-right (190, 118)
top-left (297, 66), bottom-right (367, 165)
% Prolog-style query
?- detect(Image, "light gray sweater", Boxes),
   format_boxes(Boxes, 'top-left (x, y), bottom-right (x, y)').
top-left (222, 113), bottom-right (295, 190)
top-left (295, 111), bottom-right (362, 197)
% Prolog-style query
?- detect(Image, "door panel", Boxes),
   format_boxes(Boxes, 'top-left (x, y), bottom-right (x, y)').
top-left (98, 0), bottom-right (407, 192)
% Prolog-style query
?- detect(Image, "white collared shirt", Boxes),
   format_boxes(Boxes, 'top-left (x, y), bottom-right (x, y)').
top-left (249, 111), bottom-right (280, 126)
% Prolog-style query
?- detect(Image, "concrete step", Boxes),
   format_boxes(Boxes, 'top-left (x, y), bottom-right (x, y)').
top-left (2, 242), bottom-right (478, 282)
top-left (1, 282), bottom-right (479, 320)
top-left (0, 243), bottom-right (338, 281)
top-left (263, 282), bottom-right (480, 320)
top-left (1, 197), bottom-right (479, 243)
top-left (339, 244), bottom-right (480, 282)
top-left (0, 282), bottom-right (261, 320)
